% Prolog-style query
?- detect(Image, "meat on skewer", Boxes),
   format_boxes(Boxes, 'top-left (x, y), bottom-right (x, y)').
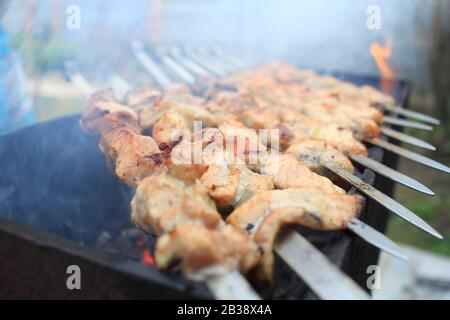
top-left (81, 87), bottom-right (366, 286)
top-left (80, 89), bottom-right (262, 280)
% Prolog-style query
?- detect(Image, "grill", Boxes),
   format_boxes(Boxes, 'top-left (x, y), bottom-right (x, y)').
top-left (0, 70), bottom-right (409, 299)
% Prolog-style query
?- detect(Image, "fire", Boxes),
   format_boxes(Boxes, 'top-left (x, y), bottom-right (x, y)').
top-left (370, 38), bottom-right (395, 93)
top-left (141, 249), bottom-right (155, 266)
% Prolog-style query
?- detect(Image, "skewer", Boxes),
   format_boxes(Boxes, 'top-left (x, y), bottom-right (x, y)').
top-left (368, 138), bottom-right (450, 174)
top-left (382, 116), bottom-right (433, 131)
top-left (276, 231), bottom-right (371, 300)
top-left (184, 48), bottom-right (228, 76)
top-left (328, 166), bottom-right (442, 239)
top-left (157, 48), bottom-right (196, 84)
top-left (382, 104), bottom-right (441, 125)
top-left (381, 127), bottom-right (436, 151)
top-left (131, 41), bottom-right (172, 89)
top-left (200, 268), bottom-right (261, 300)
top-left (211, 49), bottom-right (248, 71)
top-left (350, 154), bottom-right (434, 195)
top-left (170, 47), bottom-right (211, 77)
top-left (196, 48), bottom-right (237, 73)
top-left (63, 61), bottom-right (95, 96)
top-left (109, 74), bottom-right (132, 100)
top-left (347, 218), bottom-right (408, 261)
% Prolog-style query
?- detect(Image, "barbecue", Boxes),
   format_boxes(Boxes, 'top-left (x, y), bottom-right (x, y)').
top-left (67, 55), bottom-right (447, 299)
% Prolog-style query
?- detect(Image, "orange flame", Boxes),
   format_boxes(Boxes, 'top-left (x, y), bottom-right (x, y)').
top-left (370, 38), bottom-right (395, 93)
top-left (141, 249), bottom-right (155, 266)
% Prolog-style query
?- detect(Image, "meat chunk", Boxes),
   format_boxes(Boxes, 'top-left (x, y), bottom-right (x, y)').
top-left (314, 124), bottom-right (368, 156)
top-left (227, 188), bottom-right (364, 281)
top-left (131, 174), bottom-right (220, 236)
top-left (155, 224), bottom-right (261, 274)
top-left (80, 89), bottom-right (140, 135)
top-left (261, 153), bottom-right (345, 194)
top-left (286, 140), bottom-right (354, 177)
top-left (99, 126), bottom-right (165, 187)
top-left (151, 101), bottom-right (218, 147)
top-left (200, 163), bottom-right (274, 209)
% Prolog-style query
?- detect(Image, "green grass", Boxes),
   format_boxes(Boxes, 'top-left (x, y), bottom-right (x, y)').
top-left (386, 124), bottom-right (450, 256)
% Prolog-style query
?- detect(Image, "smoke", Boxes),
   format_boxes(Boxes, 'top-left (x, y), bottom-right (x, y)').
top-left (2, 0), bottom-right (439, 93)
top-left (0, 114), bottom-right (132, 243)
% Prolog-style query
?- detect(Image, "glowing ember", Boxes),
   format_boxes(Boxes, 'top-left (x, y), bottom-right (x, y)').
top-left (141, 249), bottom-right (155, 266)
top-left (370, 37), bottom-right (395, 93)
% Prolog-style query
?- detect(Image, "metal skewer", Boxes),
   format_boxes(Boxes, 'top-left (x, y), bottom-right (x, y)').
top-left (184, 48), bottom-right (228, 76)
top-left (368, 138), bottom-right (450, 174)
top-left (383, 116), bottom-right (433, 131)
top-left (276, 231), bottom-right (371, 300)
top-left (328, 166), bottom-right (442, 239)
top-left (347, 218), bottom-right (408, 261)
top-left (131, 41), bottom-right (172, 89)
top-left (382, 104), bottom-right (441, 125)
top-left (350, 154), bottom-right (434, 195)
top-left (381, 127), bottom-right (436, 151)
top-left (170, 47), bottom-right (211, 77)
top-left (64, 61), bottom-right (95, 97)
top-left (155, 47), bottom-right (197, 84)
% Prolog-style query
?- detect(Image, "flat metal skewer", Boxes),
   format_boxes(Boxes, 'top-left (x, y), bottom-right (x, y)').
top-left (382, 104), bottom-right (441, 125)
top-left (170, 47), bottom-right (211, 77)
top-left (161, 55), bottom-right (196, 84)
top-left (131, 41), bottom-right (172, 89)
top-left (381, 127), bottom-right (436, 151)
top-left (184, 49), bottom-right (228, 76)
top-left (350, 154), bottom-right (435, 195)
top-left (383, 116), bottom-right (433, 131)
top-left (368, 138), bottom-right (450, 174)
top-left (276, 231), bottom-right (371, 300)
top-left (63, 61), bottom-right (95, 97)
top-left (348, 218), bottom-right (408, 261)
top-left (328, 165), bottom-right (443, 239)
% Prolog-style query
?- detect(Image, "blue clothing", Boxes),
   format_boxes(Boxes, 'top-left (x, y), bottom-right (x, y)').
top-left (0, 26), bottom-right (34, 132)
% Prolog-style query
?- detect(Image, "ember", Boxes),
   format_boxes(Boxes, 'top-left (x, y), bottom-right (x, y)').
top-left (141, 249), bottom-right (155, 265)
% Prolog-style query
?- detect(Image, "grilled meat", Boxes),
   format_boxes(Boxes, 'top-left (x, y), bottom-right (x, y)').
top-left (156, 224), bottom-right (261, 274)
top-left (227, 188), bottom-right (364, 281)
top-left (131, 174), bottom-right (220, 235)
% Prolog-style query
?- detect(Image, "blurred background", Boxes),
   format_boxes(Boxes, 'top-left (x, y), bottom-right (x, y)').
top-left (0, 0), bottom-right (449, 298)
